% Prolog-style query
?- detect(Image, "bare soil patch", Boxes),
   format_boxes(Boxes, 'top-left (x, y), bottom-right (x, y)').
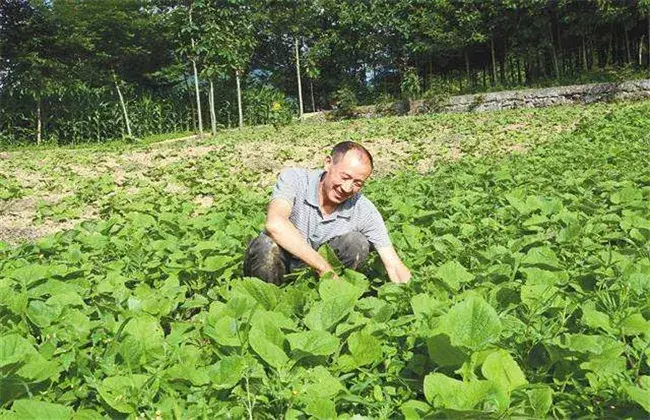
top-left (1, 119), bottom-right (551, 245)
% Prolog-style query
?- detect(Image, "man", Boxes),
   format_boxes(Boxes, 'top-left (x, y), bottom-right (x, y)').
top-left (243, 141), bottom-right (411, 285)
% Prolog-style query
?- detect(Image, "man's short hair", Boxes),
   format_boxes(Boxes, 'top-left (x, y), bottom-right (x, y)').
top-left (331, 141), bottom-right (374, 169)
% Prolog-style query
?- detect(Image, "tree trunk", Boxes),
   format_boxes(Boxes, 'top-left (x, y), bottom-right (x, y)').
top-left (36, 97), bottom-right (42, 145)
top-left (114, 74), bottom-right (132, 137)
top-left (236, 70), bottom-right (243, 128)
top-left (184, 70), bottom-right (196, 132)
top-left (464, 50), bottom-right (471, 88)
top-left (490, 38), bottom-right (497, 86)
top-left (556, 18), bottom-right (563, 74)
top-left (499, 53), bottom-right (506, 85)
top-left (209, 79), bottom-right (217, 135)
top-left (640, 35), bottom-right (645, 67)
top-left (647, 15), bottom-right (650, 67)
top-left (549, 22), bottom-right (559, 79)
top-left (191, 54), bottom-right (203, 134)
top-left (482, 66), bottom-right (487, 89)
top-left (582, 35), bottom-right (588, 70)
top-left (624, 27), bottom-right (631, 65)
top-left (188, 5), bottom-right (202, 134)
top-left (310, 81), bottom-right (316, 113)
top-left (295, 37), bottom-right (304, 119)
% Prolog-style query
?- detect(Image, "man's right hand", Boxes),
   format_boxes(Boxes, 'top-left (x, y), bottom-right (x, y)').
top-left (317, 264), bottom-right (340, 280)
top-left (266, 198), bottom-right (339, 279)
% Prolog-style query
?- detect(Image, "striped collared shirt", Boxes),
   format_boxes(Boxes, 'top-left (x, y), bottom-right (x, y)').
top-left (270, 168), bottom-right (391, 249)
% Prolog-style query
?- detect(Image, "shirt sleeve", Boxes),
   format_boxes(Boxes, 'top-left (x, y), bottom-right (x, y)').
top-left (270, 168), bottom-right (301, 205)
top-left (358, 198), bottom-right (392, 248)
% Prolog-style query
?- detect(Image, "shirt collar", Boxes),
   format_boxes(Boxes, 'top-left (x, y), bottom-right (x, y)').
top-left (305, 169), bottom-right (355, 219)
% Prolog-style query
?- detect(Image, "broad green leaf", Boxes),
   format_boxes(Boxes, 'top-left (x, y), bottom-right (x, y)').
top-left (625, 386), bottom-right (650, 413)
top-left (520, 270), bottom-right (560, 310)
top-left (318, 244), bottom-right (344, 272)
top-left (627, 272), bottom-right (650, 295)
top-left (8, 264), bottom-right (51, 286)
top-left (1, 334), bottom-right (61, 382)
top-left (118, 315), bottom-right (164, 366)
top-left (248, 318), bottom-right (289, 369)
top-left (25, 300), bottom-right (61, 328)
top-left (232, 277), bottom-right (280, 310)
top-left (505, 191), bottom-right (537, 215)
top-left (481, 350), bottom-right (528, 393)
top-left (0, 334), bottom-right (37, 370)
top-left (304, 398), bottom-right (336, 420)
top-left (562, 334), bottom-right (605, 354)
top-left (318, 276), bottom-right (364, 302)
top-left (302, 366), bottom-right (344, 399)
top-left (16, 357), bottom-right (61, 382)
top-left (204, 316), bottom-right (241, 347)
top-left (521, 247), bottom-right (561, 270)
top-left (9, 400), bottom-right (73, 420)
top-left (304, 295), bottom-right (357, 331)
top-left (400, 400), bottom-right (432, 420)
top-left (126, 212), bottom-right (156, 228)
top-left (287, 331), bottom-right (339, 357)
top-left (439, 297), bottom-right (502, 350)
top-left (347, 331), bottom-right (382, 367)
top-left (579, 340), bottom-right (626, 376)
top-left (581, 302), bottom-right (612, 332)
top-left (611, 187), bottom-right (642, 204)
top-left (165, 363), bottom-right (209, 386)
top-left (28, 279), bottom-right (78, 298)
top-left (527, 386), bottom-right (553, 417)
top-left (97, 375), bottom-right (149, 414)
top-left (46, 292), bottom-right (85, 308)
top-left (426, 334), bottom-right (467, 367)
top-left (123, 315), bottom-right (163, 342)
top-left (209, 356), bottom-right (247, 390)
top-left (436, 260), bottom-right (474, 291)
top-left (251, 310), bottom-right (296, 331)
top-left (620, 313), bottom-right (650, 336)
top-left (201, 255), bottom-right (233, 272)
top-left (410, 293), bottom-right (445, 318)
top-left (423, 373), bottom-right (503, 411)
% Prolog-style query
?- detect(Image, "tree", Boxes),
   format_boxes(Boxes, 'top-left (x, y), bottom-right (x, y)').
top-left (0, 1), bottom-right (68, 144)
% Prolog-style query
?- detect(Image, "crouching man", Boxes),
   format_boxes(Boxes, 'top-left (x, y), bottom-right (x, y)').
top-left (243, 141), bottom-right (411, 285)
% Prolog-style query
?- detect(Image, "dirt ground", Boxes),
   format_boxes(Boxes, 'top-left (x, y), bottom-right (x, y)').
top-left (0, 119), bottom-right (549, 245)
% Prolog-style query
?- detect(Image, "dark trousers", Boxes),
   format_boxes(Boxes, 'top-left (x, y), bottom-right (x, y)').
top-left (243, 231), bottom-right (370, 285)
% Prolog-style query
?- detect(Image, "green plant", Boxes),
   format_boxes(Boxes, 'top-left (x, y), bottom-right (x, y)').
top-left (331, 86), bottom-right (358, 119)
top-left (1, 100), bottom-right (650, 418)
top-left (401, 69), bottom-right (422, 101)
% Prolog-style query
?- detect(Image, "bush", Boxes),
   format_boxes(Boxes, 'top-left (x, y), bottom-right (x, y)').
top-left (401, 69), bottom-right (422, 100)
top-left (331, 86), bottom-right (358, 119)
top-left (243, 84), bottom-right (295, 128)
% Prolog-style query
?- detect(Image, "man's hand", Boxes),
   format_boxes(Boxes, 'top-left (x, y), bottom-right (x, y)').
top-left (376, 246), bottom-right (412, 284)
top-left (388, 263), bottom-right (411, 284)
top-left (265, 198), bottom-right (335, 278)
top-left (318, 267), bottom-right (340, 281)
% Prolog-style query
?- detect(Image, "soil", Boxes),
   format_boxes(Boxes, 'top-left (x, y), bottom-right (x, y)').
top-left (1, 128), bottom-right (539, 245)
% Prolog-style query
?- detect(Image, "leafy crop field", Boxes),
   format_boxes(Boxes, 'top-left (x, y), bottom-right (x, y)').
top-left (1, 102), bottom-right (650, 418)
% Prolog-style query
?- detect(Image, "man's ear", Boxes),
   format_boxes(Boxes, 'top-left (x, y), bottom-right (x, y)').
top-left (324, 155), bottom-right (332, 171)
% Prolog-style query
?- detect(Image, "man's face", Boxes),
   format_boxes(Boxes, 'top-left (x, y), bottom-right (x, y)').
top-left (321, 151), bottom-right (372, 205)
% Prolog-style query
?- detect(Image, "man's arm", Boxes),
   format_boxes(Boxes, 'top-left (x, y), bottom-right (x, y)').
top-left (376, 246), bottom-right (411, 284)
top-left (265, 198), bottom-right (334, 276)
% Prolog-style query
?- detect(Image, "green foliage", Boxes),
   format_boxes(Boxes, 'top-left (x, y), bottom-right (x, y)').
top-left (243, 84), bottom-right (295, 128)
top-left (401, 69), bottom-right (422, 100)
top-left (331, 86), bottom-right (358, 119)
top-left (1, 100), bottom-right (650, 417)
